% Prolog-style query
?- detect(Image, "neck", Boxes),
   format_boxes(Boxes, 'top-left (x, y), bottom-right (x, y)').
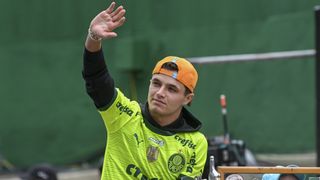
top-left (152, 115), bottom-right (178, 126)
top-left (149, 108), bottom-right (182, 127)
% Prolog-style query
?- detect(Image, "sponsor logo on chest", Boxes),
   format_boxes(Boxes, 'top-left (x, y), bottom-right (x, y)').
top-left (174, 135), bottom-right (196, 149)
top-left (148, 137), bottom-right (165, 146)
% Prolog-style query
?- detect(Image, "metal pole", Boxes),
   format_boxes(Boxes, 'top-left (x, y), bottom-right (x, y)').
top-left (188, 50), bottom-right (315, 64)
top-left (315, 5), bottom-right (320, 167)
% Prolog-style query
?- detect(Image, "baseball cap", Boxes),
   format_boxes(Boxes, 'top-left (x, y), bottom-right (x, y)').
top-left (152, 56), bottom-right (198, 92)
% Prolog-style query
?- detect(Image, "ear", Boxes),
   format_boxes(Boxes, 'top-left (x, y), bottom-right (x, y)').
top-left (183, 93), bottom-right (194, 106)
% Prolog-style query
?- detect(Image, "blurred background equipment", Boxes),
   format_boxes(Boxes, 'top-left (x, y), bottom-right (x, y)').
top-left (24, 164), bottom-right (57, 180)
top-left (203, 95), bottom-right (257, 179)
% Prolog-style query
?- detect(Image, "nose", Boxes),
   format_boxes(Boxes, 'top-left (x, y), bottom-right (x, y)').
top-left (155, 86), bottom-right (166, 98)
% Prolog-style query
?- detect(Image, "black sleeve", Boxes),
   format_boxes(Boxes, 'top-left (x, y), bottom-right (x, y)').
top-left (82, 48), bottom-right (115, 109)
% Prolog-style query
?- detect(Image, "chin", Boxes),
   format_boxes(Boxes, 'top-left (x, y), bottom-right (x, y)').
top-left (149, 104), bottom-right (165, 115)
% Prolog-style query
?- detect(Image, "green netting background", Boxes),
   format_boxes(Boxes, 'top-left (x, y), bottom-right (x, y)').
top-left (0, 0), bottom-right (318, 168)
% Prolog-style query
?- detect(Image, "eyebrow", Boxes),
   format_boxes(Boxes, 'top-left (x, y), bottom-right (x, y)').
top-left (151, 77), bottom-right (180, 90)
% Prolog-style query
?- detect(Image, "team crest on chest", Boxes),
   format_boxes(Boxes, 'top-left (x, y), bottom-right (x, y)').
top-left (168, 153), bottom-right (185, 173)
top-left (146, 145), bottom-right (159, 162)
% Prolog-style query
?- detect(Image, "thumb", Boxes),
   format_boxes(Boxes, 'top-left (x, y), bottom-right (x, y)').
top-left (102, 32), bottom-right (118, 39)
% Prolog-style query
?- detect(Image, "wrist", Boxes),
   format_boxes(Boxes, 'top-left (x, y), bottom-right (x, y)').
top-left (88, 27), bottom-right (102, 41)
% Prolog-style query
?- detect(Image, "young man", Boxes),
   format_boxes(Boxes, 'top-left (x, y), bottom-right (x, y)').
top-left (82, 2), bottom-right (208, 179)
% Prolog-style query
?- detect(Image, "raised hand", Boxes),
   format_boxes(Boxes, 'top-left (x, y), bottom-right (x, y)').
top-left (89, 2), bottom-right (126, 40)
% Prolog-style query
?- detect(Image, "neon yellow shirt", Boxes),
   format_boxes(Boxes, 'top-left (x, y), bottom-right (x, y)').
top-left (99, 89), bottom-right (208, 179)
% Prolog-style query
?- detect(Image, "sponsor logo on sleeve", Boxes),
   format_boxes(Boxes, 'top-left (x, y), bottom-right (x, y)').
top-left (116, 101), bottom-right (133, 116)
top-left (186, 152), bottom-right (197, 173)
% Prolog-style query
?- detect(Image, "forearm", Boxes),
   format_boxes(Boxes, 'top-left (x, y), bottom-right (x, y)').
top-left (83, 47), bottom-right (106, 76)
top-left (82, 48), bottom-right (115, 109)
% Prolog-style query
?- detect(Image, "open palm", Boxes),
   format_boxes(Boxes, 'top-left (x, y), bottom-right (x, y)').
top-left (90, 2), bottom-right (126, 39)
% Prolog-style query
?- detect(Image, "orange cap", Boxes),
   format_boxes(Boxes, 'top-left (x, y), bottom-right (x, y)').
top-left (152, 56), bottom-right (198, 92)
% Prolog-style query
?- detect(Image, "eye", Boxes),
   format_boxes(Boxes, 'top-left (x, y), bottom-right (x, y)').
top-left (168, 86), bottom-right (178, 93)
top-left (151, 80), bottom-right (161, 87)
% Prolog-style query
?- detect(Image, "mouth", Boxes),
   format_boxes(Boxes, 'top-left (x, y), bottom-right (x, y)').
top-left (152, 98), bottom-right (166, 105)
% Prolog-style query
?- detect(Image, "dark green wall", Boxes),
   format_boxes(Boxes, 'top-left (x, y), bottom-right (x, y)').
top-left (0, 0), bottom-right (318, 168)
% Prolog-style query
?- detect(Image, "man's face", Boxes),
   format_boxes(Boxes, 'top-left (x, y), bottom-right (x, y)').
top-left (147, 74), bottom-right (193, 121)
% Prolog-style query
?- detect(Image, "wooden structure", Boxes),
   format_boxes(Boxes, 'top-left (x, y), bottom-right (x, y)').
top-left (218, 166), bottom-right (320, 180)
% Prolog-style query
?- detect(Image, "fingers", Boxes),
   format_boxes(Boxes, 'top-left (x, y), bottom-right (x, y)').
top-left (112, 8), bottom-right (126, 22)
top-left (116, 17), bottom-right (126, 27)
top-left (110, 5), bottom-right (123, 17)
top-left (105, 2), bottom-right (116, 14)
top-left (104, 2), bottom-right (126, 22)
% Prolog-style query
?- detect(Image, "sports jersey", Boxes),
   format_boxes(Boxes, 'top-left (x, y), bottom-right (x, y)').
top-left (82, 48), bottom-right (208, 179)
top-left (99, 89), bottom-right (208, 179)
